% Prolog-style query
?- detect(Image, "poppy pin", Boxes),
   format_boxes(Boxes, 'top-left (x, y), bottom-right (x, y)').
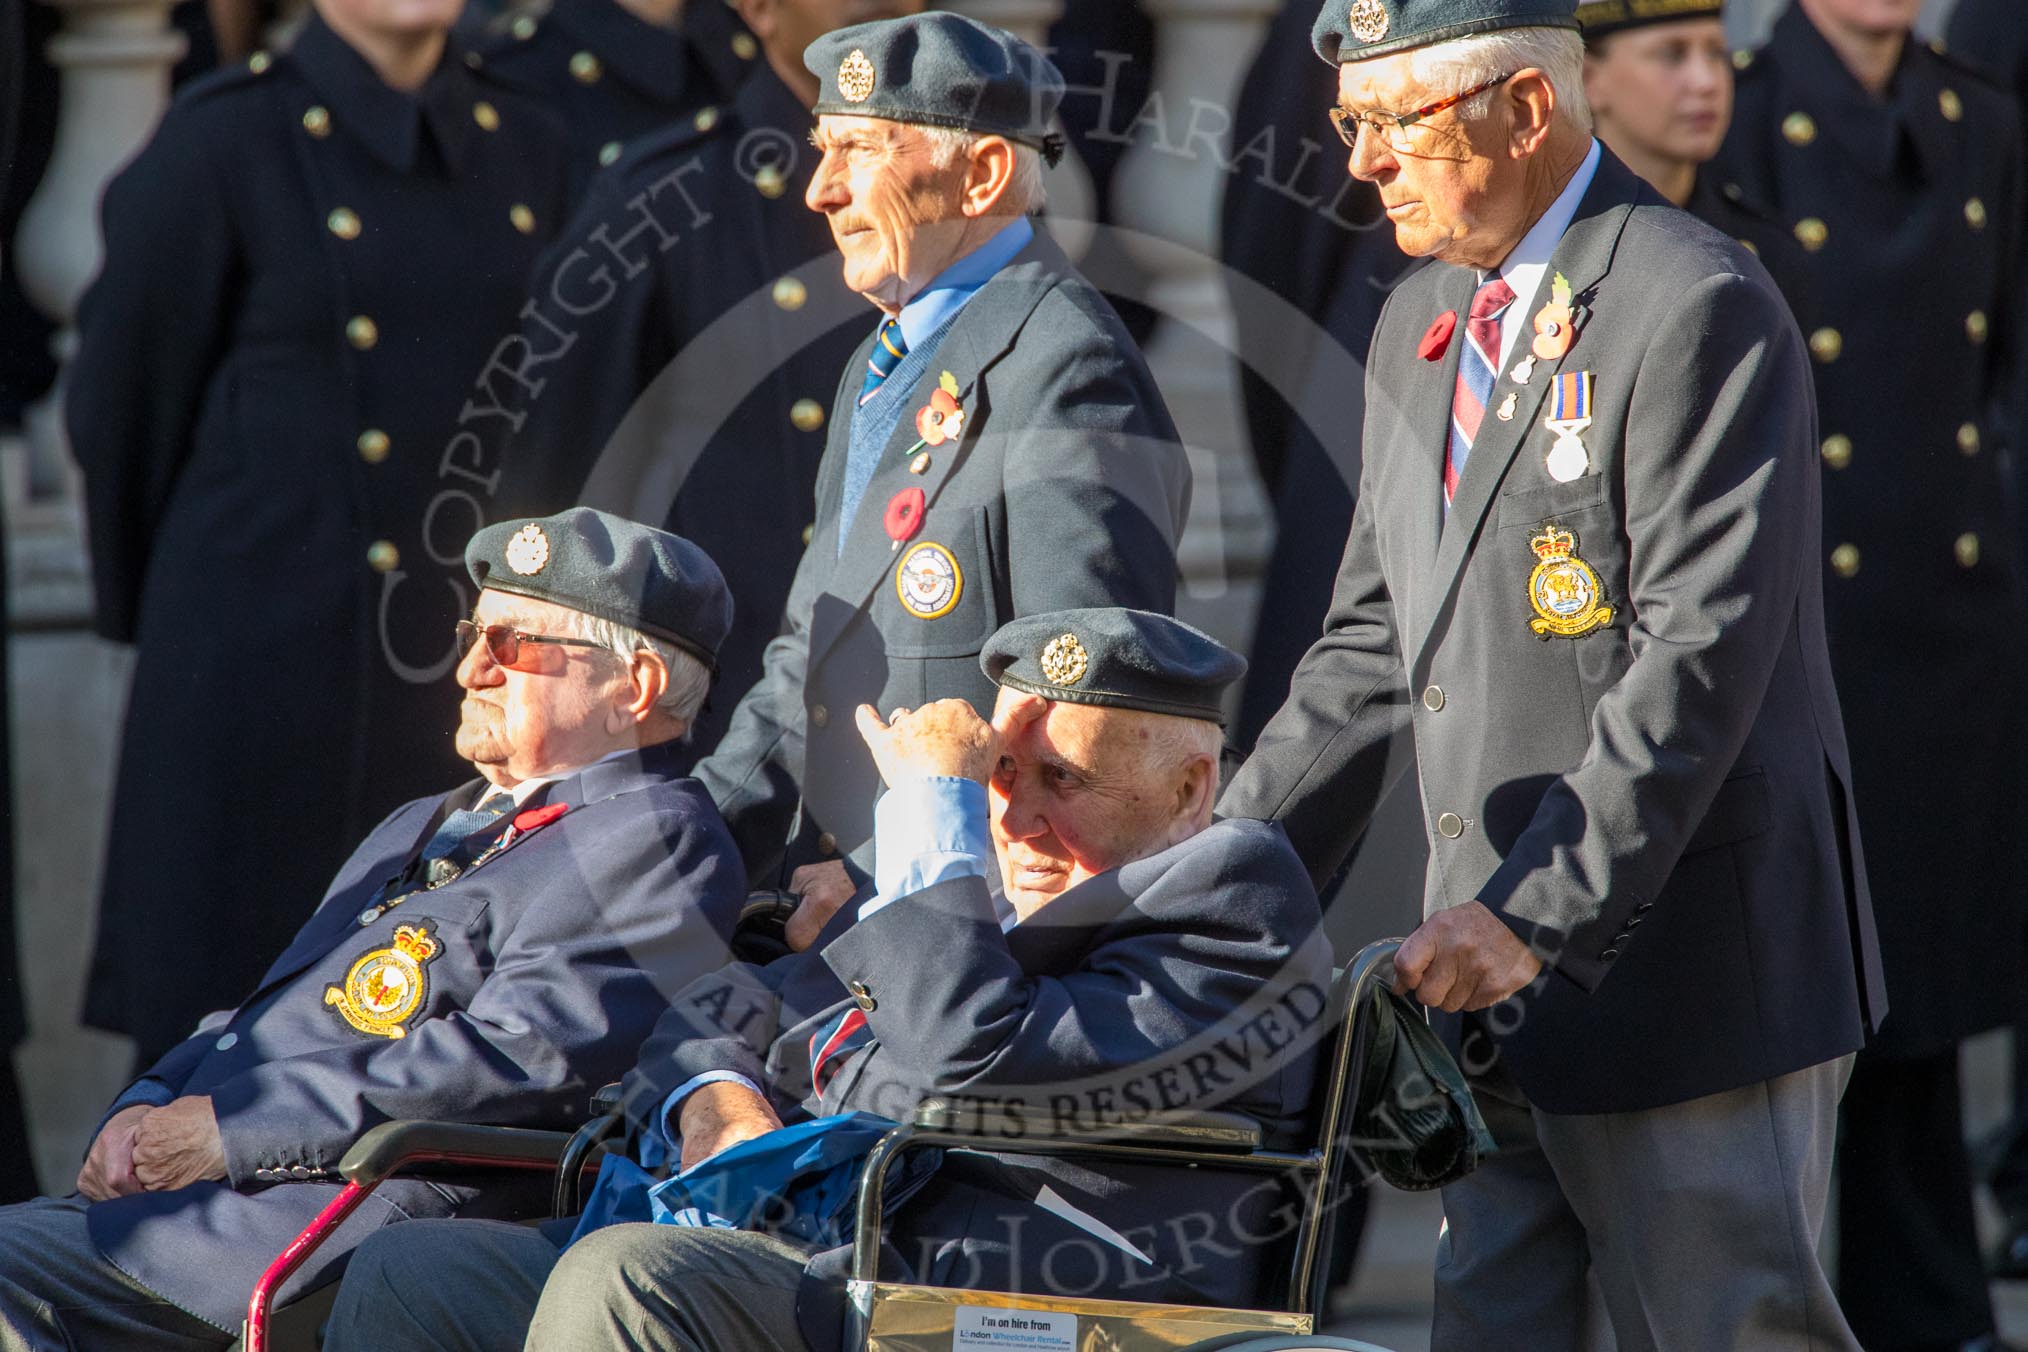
top-left (1420, 311), bottom-right (1458, 361)
top-left (884, 486), bottom-right (927, 547)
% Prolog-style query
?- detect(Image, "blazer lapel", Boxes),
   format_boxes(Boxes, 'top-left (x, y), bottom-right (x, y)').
top-left (1406, 157), bottom-right (1642, 683)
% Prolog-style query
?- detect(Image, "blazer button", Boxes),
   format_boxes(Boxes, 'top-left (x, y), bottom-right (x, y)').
top-left (1600, 948), bottom-right (1620, 961)
top-left (1422, 685), bottom-right (1445, 712)
top-left (816, 831), bottom-right (838, 857)
top-left (809, 704), bottom-right (829, 729)
top-left (1627, 915), bottom-right (1643, 929)
top-left (215, 1032), bottom-right (238, 1052)
top-left (1436, 812), bottom-right (1464, 839)
top-left (848, 980), bottom-right (877, 1013)
top-left (358, 906), bottom-right (382, 926)
top-left (790, 399), bottom-right (825, 433)
top-left (289, 1165), bottom-right (313, 1180)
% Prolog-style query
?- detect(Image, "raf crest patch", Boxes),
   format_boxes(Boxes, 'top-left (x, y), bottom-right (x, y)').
top-left (895, 541), bottom-right (962, 620)
top-left (1348, 0), bottom-right (1390, 43)
top-left (325, 923), bottom-right (441, 1039)
top-left (504, 524), bottom-right (550, 576)
top-left (839, 49), bottom-right (876, 103)
top-left (1039, 633), bottom-right (1089, 686)
top-left (1526, 526), bottom-right (1614, 639)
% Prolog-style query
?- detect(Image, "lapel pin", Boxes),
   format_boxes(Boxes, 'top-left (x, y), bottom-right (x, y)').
top-left (1530, 272), bottom-right (1578, 362)
top-left (1510, 354), bottom-right (1536, 385)
top-left (1496, 391), bottom-right (1519, 421)
top-left (884, 486), bottom-right (927, 551)
top-left (1419, 310), bottom-right (1458, 362)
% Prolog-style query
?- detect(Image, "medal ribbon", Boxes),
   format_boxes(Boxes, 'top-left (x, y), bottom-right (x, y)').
top-left (1544, 370), bottom-right (1593, 435)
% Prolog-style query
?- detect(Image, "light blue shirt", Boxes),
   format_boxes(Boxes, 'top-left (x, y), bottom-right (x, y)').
top-left (893, 216), bottom-right (1034, 352)
top-left (649, 777), bottom-right (997, 1158)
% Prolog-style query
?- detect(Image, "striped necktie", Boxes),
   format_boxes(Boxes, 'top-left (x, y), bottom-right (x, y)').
top-left (858, 317), bottom-right (908, 406)
top-left (415, 789), bottom-right (515, 885)
top-left (1446, 276), bottom-right (1517, 508)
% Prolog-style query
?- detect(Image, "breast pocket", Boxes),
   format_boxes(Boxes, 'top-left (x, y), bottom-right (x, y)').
top-left (877, 508), bottom-right (1002, 659)
top-left (1497, 474), bottom-right (1610, 531)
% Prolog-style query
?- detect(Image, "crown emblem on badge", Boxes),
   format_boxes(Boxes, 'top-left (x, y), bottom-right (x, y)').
top-left (838, 49), bottom-right (876, 103)
top-left (1040, 633), bottom-right (1089, 686)
top-left (504, 523), bottom-right (550, 575)
top-left (1348, 0), bottom-right (1390, 43)
top-left (1530, 526), bottom-right (1576, 562)
top-left (389, 923), bottom-right (440, 963)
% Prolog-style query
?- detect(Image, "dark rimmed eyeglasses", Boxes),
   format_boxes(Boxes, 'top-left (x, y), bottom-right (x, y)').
top-left (1329, 72), bottom-right (1517, 151)
top-left (455, 620), bottom-right (608, 670)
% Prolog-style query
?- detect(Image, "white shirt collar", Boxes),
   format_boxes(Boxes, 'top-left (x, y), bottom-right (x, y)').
top-left (488, 744), bottom-right (642, 808)
top-left (1488, 138), bottom-right (1602, 370)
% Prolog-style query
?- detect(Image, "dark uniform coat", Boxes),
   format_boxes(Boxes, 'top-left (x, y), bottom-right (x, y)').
top-left (619, 816), bottom-right (1331, 1348)
top-left (1222, 150), bottom-right (1885, 1116)
top-left (476, 0), bottom-right (753, 187)
top-left (498, 62), bottom-right (863, 765)
top-left (1713, 6), bottom-right (2027, 1055)
top-left (69, 17), bottom-right (570, 1058)
top-left (693, 232), bottom-right (1191, 884)
top-left (78, 744), bottom-right (744, 1332)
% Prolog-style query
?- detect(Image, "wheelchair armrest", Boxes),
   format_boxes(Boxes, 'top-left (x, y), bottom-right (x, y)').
top-left (337, 1120), bottom-right (578, 1186)
top-left (910, 1097), bottom-right (1264, 1151)
top-left (591, 1081), bottom-right (623, 1117)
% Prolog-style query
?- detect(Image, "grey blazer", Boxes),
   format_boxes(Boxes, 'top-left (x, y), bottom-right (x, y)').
top-left (694, 229), bottom-right (1191, 883)
top-left (1222, 150), bottom-right (1886, 1115)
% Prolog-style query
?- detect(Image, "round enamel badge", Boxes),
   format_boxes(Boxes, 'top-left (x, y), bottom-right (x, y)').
top-left (895, 542), bottom-right (962, 620)
top-left (324, 922), bottom-right (440, 1039)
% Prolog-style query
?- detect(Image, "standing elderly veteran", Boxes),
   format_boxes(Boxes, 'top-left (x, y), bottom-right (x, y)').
top-left (324, 608), bottom-right (1332, 1352)
top-left (1219, 0), bottom-right (1883, 1345)
top-left (0, 510), bottom-right (747, 1349)
top-left (689, 11), bottom-right (1191, 915)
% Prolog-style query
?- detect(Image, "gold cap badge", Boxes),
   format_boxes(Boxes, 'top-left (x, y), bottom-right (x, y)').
top-left (839, 49), bottom-right (876, 103)
top-left (1040, 633), bottom-right (1089, 686)
top-left (505, 523), bottom-right (550, 576)
top-left (1348, 0), bottom-right (1390, 43)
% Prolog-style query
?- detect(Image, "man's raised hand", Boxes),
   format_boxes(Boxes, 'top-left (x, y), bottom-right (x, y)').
top-left (855, 699), bottom-right (1000, 788)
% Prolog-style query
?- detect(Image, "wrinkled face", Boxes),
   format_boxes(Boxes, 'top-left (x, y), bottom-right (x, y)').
top-left (806, 114), bottom-right (972, 309)
top-left (453, 590), bottom-right (627, 786)
top-left (1586, 21), bottom-right (1732, 167)
top-left (1800, 0), bottom-right (1922, 37)
top-left (1336, 53), bottom-right (1512, 263)
top-left (315, 0), bottom-right (460, 39)
top-left (986, 689), bottom-right (1201, 919)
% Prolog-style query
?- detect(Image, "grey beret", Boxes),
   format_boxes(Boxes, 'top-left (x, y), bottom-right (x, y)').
top-left (1575, 0), bottom-right (1720, 42)
top-left (982, 609), bottom-right (1246, 726)
top-left (465, 508), bottom-right (732, 671)
top-left (805, 12), bottom-right (1067, 165)
top-left (1313, 0), bottom-right (1579, 64)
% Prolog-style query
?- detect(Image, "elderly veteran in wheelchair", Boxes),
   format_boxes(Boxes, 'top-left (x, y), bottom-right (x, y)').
top-left (0, 509), bottom-right (748, 1351)
top-left (325, 607), bottom-right (1336, 1352)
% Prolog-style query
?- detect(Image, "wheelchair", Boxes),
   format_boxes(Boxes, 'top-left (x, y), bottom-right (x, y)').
top-left (236, 938), bottom-right (1457, 1352)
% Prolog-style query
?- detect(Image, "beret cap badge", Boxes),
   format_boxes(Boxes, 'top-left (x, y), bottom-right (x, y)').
top-left (504, 524), bottom-right (551, 576)
top-left (838, 49), bottom-right (876, 103)
top-left (1039, 633), bottom-right (1089, 686)
top-left (1349, 0), bottom-right (1391, 43)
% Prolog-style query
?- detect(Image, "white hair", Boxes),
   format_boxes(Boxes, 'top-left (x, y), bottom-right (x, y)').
top-left (1409, 26), bottom-right (1594, 134)
top-left (557, 609), bottom-right (713, 733)
top-left (916, 125), bottom-right (1049, 215)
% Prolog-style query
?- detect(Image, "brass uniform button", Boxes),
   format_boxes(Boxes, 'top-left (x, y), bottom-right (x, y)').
top-left (1820, 434), bottom-right (1852, 470)
top-left (248, 50), bottom-right (272, 73)
top-left (357, 429), bottom-right (390, 463)
top-left (732, 32), bottom-right (757, 60)
top-left (346, 315), bottom-right (379, 350)
top-left (771, 276), bottom-right (807, 311)
top-left (473, 100), bottom-right (500, 132)
top-left (1422, 685), bottom-right (1445, 712)
top-left (790, 399), bottom-right (825, 432)
top-left (816, 831), bottom-right (838, 856)
top-left (569, 51), bottom-right (602, 83)
top-left (1732, 49), bottom-right (1754, 70)
top-left (1808, 327), bottom-right (1842, 364)
top-left (302, 105), bottom-right (331, 137)
top-left (599, 140), bottom-right (623, 167)
top-left (1929, 36), bottom-right (1948, 55)
top-left (509, 203), bottom-right (536, 234)
top-left (1965, 197), bottom-right (1988, 230)
top-left (1939, 88), bottom-right (1963, 122)
top-left (1782, 111), bottom-right (1816, 146)
top-left (1436, 812), bottom-right (1465, 840)
top-left (464, 50), bottom-right (483, 70)
top-left (327, 207), bottom-right (361, 240)
top-left (1966, 310), bottom-right (1989, 344)
top-left (809, 704), bottom-right (829, 728)
top-left (909, 452), bottom-right (931, 474)
top-left (1739, 239), bottom-right (1760, 256)
top-left (848, 979), bottom-right (876, 1013)
top-left (511, 13), bottom-right (536, 39)
top-left (1957, 422), bottom-right (1981, 456)
top-left (753, 163), bottom-right (786, 199)
top-left (694, 107), bottom-right (720, 133)
top-left (1955, 533), bottom-right (1981, 569)
top-left (1829, 543), bottom-right (1860, 578)
top-left (1792, 217), bottom-right (1827, 251)
top-left (366, 540), bottom-right (400, 572)
top-left (801, 522), bottom-right (814, 546)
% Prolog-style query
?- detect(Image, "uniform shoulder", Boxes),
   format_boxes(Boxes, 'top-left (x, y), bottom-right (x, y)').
top-left (468, 5), bottom-right (561, 75)
top-left (121, 53), bottom-right (284, 173)
top-left (1183, 817), bottom-right (1316, 894)
top-left (158, 51), bottom-right (284, 129)
top-left (600, 103), bottom-right (739, 180)
top-left (1921, 37), bottom-right (2018, 102)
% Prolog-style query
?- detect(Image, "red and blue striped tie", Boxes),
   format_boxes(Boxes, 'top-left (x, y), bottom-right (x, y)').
top-left (809, 1007), bottom-right (871, 1094)
top-left (1446, 276), bottom-right (1517, 508)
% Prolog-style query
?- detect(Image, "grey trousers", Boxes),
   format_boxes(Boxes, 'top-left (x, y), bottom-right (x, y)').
top-left (325, 1217), bottom-right (815, 1352)
top-left (0, 1194), bottom-right (230, 1351)
top-left (1433, 1053), bottom-right (1857, 1352)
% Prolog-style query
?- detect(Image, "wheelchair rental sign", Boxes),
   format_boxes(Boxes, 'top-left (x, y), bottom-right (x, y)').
top-left (953, 1306), bottom-right (1076, 1352)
